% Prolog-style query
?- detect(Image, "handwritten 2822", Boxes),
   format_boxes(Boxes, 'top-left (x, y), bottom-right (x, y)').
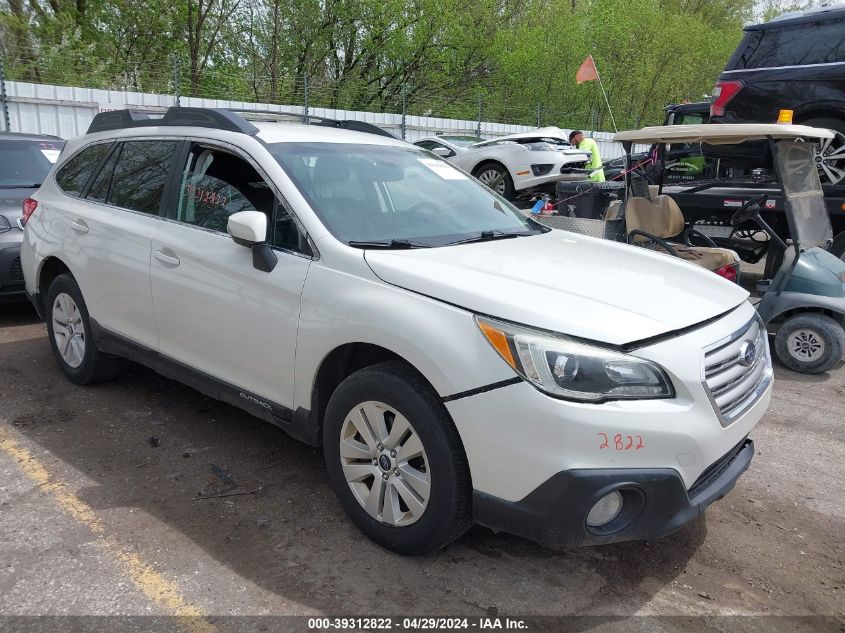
top-left (598, 433), bottom-right (644, 451)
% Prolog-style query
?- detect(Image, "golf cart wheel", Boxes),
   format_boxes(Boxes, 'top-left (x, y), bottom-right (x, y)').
top-left (45, 274), bottom-right (125, 385)
top-left (774, 313), bottom-right (845, 374)
top-left (473, 161), bottom-right (515, 200)
top-left (802, 117), bottom-right (845, 185)
top-left (322, 361), bottom-right (472, 555)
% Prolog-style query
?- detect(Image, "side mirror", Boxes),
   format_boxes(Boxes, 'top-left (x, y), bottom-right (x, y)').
top-left (432, 147), bottom-right (453, 158)
top-left (227, 210), bottom-right (277, 273)
top-left (228, 210), bottom-right (266, 245)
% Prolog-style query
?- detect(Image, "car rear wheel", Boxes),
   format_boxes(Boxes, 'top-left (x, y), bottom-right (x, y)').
top-left (803, 117), bottom-right (845, 185)
top-left (473, 161), bottom-right (515, 200)
top-left (322, 361), bottom-right (472, 555)
top-left (45, 274), bottom-right (124, 385)
top-left (774, 313), bottom-right (845, 374)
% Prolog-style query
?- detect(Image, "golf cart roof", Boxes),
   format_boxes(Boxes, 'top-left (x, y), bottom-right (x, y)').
top-left (613, 123), bottom-right (835, 145)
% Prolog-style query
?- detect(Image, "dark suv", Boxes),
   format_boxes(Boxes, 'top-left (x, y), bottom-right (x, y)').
top-left (709, 5), bottom-right (845, 184)
top-left (0, 132), bottom-right (65, 302)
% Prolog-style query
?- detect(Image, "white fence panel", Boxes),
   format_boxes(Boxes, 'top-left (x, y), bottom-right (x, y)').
top-left (3, 80), bottom-right (625, 158)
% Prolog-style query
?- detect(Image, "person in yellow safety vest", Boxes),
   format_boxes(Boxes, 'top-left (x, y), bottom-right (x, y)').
top-left (568, 130), bottom-right (605, 182)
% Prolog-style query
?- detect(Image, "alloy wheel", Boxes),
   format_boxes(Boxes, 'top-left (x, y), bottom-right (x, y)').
top-left (52, 292), bottom-right (86, 368)
top-left (787, 329), bottom-right (825, 363)
top-left (476, 168), bottom-right (507, 195)
top-left (816, 132), bottom-right (845, 185)
top-left (339, 400), bottom-right (430, 527)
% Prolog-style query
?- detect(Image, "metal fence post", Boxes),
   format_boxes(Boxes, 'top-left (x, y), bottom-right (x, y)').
top-left (303, 73), bottom-right (309, 124)
top-left (476, 94), bottom-right (483, 137)
top-left (0, 58), bottom-right (10, 132)
top-left (172, 55), bottom-right (181, 107)
top-left (401, 84), bottom-right (407, 140)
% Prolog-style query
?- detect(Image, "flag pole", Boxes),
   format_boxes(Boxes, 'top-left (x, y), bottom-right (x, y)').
top-left (592, 56), bottom-right (618, 133)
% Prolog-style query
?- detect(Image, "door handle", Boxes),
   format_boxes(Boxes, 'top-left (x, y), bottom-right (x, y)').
top-left (153, 249), bottom-right (181, 267)
top-left (69, 219), bottom-right (89, 234)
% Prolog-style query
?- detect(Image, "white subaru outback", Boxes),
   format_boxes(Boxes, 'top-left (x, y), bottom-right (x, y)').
top-left (21, 108), bottom-right (773, 555)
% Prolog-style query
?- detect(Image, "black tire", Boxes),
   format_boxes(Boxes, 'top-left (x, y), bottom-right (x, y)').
top-left (322, 361), bottom-right (472, 555)
top-left (45, 274), bottom-right (124, 385)
top-left (472, 161), bottom-right (516, 201)
top-left (774, 313), bottom-right (845, 374)
top-left (802, 117), bottom-right (845, 186)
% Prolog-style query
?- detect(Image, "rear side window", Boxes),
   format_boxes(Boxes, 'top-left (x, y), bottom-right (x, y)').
top-left (85, 147), bottom-right (120, 203)
top-left (107, 140), bottom-right (179, 214)
top-left (727, 19), bottom-right (845, 70)
top-left (55, 143), bottom-right (111, 197)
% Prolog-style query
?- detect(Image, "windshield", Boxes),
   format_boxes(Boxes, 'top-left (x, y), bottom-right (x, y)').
top-left (775, 140), bottom-right (832, 249)
top-left (441, 136), bottom-right (483, 147)
top-left (0, 139), bottom-right (64, 188)
top-left (268, 142), bottom-right (544, 246)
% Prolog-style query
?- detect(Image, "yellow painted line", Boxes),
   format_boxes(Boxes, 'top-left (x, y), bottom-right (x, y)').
top-left (0, 427), bottom-right (216, 633)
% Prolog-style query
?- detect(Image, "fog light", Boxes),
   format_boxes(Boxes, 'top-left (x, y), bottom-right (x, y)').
top-left (586, 491), bottom-right (623, 527)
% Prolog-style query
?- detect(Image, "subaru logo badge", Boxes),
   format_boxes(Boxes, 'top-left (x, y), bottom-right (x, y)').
top-left (739, 340), bottom-right (756, 367)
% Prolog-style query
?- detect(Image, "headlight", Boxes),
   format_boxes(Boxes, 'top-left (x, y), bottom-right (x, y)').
top-left (523, 142), bottom-right (556, 152)
top-left (476, 316), bottom-right (673, 402)
top-left (0, 215), bottom-right (11, 234)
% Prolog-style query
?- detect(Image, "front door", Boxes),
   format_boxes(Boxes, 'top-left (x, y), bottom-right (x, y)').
top-left (150, 142), bottom-right (312, 411)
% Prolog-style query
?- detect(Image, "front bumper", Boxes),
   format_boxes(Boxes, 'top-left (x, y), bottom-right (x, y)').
top-left (511, 152), bottom-right (589, 192)
top-left (0, 243), bottom-right (26, 303)
top-left (473, 438), bottom-right (753, 547)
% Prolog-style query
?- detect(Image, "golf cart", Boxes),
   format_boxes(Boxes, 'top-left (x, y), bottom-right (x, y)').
top-left (613, 124), bottom-right (845, 373)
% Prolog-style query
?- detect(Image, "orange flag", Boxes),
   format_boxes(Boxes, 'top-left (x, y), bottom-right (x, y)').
top-left (576, 54), bottom-right (599, 84)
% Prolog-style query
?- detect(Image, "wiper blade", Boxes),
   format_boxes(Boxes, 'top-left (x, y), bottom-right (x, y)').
top-left (446, 230), bottom-right (532, 246)
top-left (0, 183), bottom-right (41, 189)
top-left (347, 239), bottom-right (432, 249)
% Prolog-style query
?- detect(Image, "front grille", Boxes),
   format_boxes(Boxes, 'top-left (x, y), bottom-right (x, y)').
top-left (702, 316), bottom-right (772, 426)
top-left (8, 256), bottom-right (23, 282)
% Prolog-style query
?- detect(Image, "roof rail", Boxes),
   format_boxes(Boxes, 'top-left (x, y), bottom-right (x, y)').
top-left (226, 108), bottom-right (396, 139)
top-left (87, 108), bottom-right (259, 135)
top-left (86, 106), bottom-right (395, 139)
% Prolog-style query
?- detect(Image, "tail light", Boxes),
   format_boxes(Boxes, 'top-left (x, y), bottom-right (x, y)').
top-left (715, 264), bottom-right (739, 283)
top-left (710, 80), bottom-right (744, 117)
top-left (22, 198), bottom-right (38, 225)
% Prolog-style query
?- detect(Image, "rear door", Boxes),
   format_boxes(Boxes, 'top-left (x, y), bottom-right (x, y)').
top-left (150, 141), bottom-right (312, 411)
top-left (52, 139), bottom-right (178, 349)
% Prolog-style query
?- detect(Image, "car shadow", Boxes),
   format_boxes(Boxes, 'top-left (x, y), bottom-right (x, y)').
top-left (0, 302), bottom-right (40, 327)
top-left (0, 332), bottom-right (705, 619)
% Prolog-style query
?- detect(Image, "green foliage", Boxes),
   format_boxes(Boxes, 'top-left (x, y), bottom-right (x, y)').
top-left (0, 0), bottom-right (754, 130)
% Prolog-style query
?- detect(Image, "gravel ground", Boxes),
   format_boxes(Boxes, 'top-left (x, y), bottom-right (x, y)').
top-left (0, 297), bottom-right (842, 633)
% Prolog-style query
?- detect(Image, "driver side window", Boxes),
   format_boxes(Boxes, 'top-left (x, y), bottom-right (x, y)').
top-left (176, 144), bottom-right (306, 253)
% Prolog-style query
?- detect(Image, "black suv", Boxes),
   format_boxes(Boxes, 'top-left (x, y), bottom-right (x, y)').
top-left (709, 6), bottom-right (845, 184)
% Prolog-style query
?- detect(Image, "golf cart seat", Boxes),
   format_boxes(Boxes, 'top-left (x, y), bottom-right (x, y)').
top-left (625, 195), bottom-right (739, 271)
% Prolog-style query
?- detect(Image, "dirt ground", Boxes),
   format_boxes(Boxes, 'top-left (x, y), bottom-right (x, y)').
top-left (0, 297), bottom-right (843, 633)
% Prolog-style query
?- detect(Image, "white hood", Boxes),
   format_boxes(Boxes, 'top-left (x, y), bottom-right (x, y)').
top-left (364, 231), bottom-right (748, 346)
top-left (474, 126), bottom-right (570, 144)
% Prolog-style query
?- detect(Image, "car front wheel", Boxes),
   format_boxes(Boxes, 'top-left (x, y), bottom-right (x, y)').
top-left (473, 161), bottom-right (516, 200)
top-left (323, 361), bottom-right (472, 555)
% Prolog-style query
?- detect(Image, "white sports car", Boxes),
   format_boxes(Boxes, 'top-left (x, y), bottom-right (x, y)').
top-left (414, 127), bottom-right (591, 200)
